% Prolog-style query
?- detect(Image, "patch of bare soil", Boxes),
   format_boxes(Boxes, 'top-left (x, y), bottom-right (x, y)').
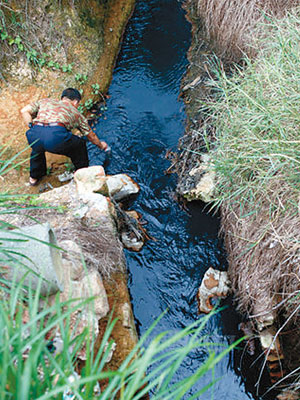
top-left (0, 0), bottom-right (135, 195)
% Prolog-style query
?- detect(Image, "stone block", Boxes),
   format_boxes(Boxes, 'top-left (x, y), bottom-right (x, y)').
top-left (74, 166), bottom-right (107, 194)
top-left (106, 174), bottom-right (139, 201)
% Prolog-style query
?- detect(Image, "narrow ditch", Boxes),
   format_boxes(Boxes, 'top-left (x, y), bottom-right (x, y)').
top-left (89, 0), bottom-right (264, 398)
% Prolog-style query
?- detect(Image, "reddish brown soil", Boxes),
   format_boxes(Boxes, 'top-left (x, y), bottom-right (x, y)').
top-left (0, 0), bottom-right (135, 196)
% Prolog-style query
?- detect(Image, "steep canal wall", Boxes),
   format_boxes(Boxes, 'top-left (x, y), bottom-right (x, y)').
top-left (0, 0), bottom-right (138, 389)
top-left (179, 1), bottom-right (300, 398)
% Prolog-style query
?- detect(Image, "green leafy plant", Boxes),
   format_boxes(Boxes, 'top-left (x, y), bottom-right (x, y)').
top-left (92, 83), bottom-right (100, 95)
top-left (62, 64), bottom-right (73, 73)
top-left (75, 73), bottom-right (88, 85)
top-left (0, 27), bottom-right (76, 75)
top-left (0, 31), bottom-right (8, 41)
top-left (84, 98), bottom-right (93, 111)
top-left (0, 144), bottom-right (31, 177)
top-left (0, 280), bottom-right (241, 400)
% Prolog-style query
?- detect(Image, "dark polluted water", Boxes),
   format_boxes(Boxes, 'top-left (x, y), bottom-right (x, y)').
top-left (88, 0), bottom-right (257, 398)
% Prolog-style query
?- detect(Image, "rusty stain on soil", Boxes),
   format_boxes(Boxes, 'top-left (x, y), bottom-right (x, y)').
top-left (0, 0), bottom-right (135, 195)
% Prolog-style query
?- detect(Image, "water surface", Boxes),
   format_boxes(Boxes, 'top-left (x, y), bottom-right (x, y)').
top-left (89, 0), bottom-right (256, 398)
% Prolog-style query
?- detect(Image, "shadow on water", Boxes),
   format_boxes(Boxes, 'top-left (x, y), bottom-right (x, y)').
top-left (89, 0), bottom-right (272, 398)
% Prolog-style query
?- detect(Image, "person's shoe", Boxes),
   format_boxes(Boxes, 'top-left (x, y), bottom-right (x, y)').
top-left (58, 171), bottom-right (74, 182)
top-left (29, 177), bottom-right (39, 186)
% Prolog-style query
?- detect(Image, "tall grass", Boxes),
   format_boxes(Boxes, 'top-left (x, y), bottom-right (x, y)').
top-left (204, 8), bottom-right (300, 218)
top-left (0, 280), bottom-right (242, 399)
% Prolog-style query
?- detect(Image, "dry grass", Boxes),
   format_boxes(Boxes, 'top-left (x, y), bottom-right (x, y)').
top-left (0, 205), bottom-right (125, 278)
top-left (196, 0), bottom-right (298, 62)
top-left (222, 193), bottom-right (300, 395)
top-left (204, 5), bottom-right (300, 324)
top-left (221, 190), bottom-right (300, 322)
top-left (203, 8), bottom-right (300, 393)
top-left (57, 219), bottom-right (125, 279)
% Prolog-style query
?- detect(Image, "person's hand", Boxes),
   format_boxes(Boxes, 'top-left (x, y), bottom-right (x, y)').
top-left (100, 141), bottom-right (108, 151)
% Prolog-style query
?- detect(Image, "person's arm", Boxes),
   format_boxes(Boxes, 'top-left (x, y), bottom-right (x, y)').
top-left (77, 112), bottom-right (108, 150)
top-left (20, 104), bottom-right (34, 126)
top-left (87, 130), bottom-right (108, 151)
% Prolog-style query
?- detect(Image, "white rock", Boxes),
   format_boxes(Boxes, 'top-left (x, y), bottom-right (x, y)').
top-left (80, 192), bottom-right (110, 216)
top-left (259, 327), bottom-right (276, 350)
top-left (255, 309), bottom-right (275, 331)
top-left (197, 267), bottom-right (231, 314)
top-left (80, 270), bottom-right (109, 319)
top-left (121, 232), bottom-right (144, 252)
top-left (74, 166), bottom-right (107, 194)
top-left (106, 174), bottom-right (139, 201)
top-left (122, 302), bottom-right (133, 328)
top-left (65, 271), bottom-right (109, 320)
top-left (73, 205), bottom-right (89, 219)
top-left (184, 154), bottom-right (215, 202)
top-left (39, 180), bottom-right (77, 205)
top-left (59, 240), bottom-right (84, 280)
top-left (194, 171), bottom-right (215, 203)
top-left (74, 167), bottom-right (139, 202)
top-left (189, 170), bottom-right (215, 203)
top-left (103, 341), bottom-right (117, 363)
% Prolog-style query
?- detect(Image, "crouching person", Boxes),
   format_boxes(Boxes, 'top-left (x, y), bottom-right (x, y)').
top-left (21, 88), bottom-right (108, 186)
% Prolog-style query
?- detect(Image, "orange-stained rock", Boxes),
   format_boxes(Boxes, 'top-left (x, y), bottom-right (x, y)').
top-left (203, 273), bottom-right (219, 290)
top-left (197, 267), bottom-right (231, 314)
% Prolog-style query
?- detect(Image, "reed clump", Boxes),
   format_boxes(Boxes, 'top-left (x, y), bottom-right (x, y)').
top-left (208, 8), bottom-right (300, 225)
top-left (205, 4), bottom-right (300, 350)
top-left (202, 9), bottom-right (300, 392)
top-left (196, 0), bottom-right (298, 62)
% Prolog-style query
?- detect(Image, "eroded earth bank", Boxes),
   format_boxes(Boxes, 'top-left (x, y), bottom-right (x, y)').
top-left (0, 0), bottom-right (142, 393)
top-left (178, 1), bottom-right (300, 399)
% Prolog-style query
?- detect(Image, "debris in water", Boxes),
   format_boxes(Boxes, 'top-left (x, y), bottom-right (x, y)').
top-left (197, 267), bottom-right (231, 314)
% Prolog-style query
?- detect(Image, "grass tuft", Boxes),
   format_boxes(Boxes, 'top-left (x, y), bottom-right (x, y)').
top-left (206, 7), bottom-right (300, 219)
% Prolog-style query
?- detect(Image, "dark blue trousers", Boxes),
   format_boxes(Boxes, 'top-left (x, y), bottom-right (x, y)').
top-left (26, 125), bottom-right (88, 179)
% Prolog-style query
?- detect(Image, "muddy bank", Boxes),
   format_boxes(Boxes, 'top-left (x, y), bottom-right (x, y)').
top-left (178, 1), bottom-right (300, 398)
top-left (0, 0), bottom-right (135, 195)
